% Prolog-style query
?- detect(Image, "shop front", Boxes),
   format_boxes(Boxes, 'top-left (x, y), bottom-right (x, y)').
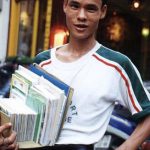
top-left (7, 0), bottom-right (52, 58)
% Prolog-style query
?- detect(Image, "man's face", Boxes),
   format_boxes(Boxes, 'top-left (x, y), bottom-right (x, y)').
top-left (63, 0), bottom-right (107, 40)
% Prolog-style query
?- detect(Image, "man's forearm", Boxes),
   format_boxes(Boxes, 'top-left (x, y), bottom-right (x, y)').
top-left (117, 115), bottom-right (150, 150)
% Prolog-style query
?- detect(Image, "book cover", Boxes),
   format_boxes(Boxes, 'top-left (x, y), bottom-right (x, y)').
top-left (0, 64), bottom-right (74, 148)
top-left (0, 98), bottom-right (37, 142)
top-left (29, 64), bottom-right (74, 128)
top-left (29, 64), bottom-right (73, 97)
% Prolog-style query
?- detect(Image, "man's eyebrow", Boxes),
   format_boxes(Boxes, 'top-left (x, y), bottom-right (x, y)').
top-left (69, 1), bottom-right (99, 8)
top-left (86, 4), bottom-right (99, 9)
top-left (69, 0), bottom-right (79, 4)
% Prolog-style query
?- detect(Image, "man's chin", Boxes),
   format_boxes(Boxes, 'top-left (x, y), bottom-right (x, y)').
top-left (71, 34), bottom-right (92, 41)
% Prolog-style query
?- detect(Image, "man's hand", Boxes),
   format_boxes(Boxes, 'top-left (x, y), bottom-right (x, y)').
top-left (141, 141), bottom-right (150, 150)
top-left (0, 123), bottom-right (19, 150)
top-left (116, 140), bottom-right (137, 150)
top-left (116, 116), bottom-right (150, 150)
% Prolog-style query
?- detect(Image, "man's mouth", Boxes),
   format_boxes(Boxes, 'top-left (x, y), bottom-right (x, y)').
top-left (74, 24), bottom-right (88, 31)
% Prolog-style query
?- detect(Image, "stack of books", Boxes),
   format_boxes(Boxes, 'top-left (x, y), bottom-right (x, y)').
top-left (0, 64), bottom-right (73, 148)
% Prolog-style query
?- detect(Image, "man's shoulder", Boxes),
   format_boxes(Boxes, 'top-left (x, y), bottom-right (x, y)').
top-left (96, 45), bottom-right (131, 68)
top-left (33, 49), bottom-right (51, 64)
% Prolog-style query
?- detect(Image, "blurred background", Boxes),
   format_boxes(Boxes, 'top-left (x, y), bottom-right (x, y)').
top-left (0, 0), bottom-right (150, 95)
top-left (0, 0), bottom-right (150, 149)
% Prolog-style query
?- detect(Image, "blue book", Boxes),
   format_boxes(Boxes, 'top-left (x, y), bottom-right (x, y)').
top-left (29, 64), bottom-right (73, 98)
top-left (28, 64), bottom-right (74, 143)
top-left (1, 64), bottom-right (74, 147)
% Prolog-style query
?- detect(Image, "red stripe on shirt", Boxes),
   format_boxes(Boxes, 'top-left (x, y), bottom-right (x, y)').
top-left (92, 54), bottom-right (140, 112)
top-left (40, 60), bottom-right (51, 68)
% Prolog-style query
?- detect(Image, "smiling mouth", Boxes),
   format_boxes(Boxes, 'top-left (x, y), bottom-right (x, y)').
top-left (74, 24), bottom-right (88, 31)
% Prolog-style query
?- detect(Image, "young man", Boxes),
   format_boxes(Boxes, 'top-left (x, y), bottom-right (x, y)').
top-left (0, 123), bottom-right (18, 150)
top-left (34, 0), bottom-right (150, 149)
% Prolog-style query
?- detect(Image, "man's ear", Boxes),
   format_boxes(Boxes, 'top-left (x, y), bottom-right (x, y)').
top-left (100, 5), bottom-right (107, 19)
top-left (63, 0), bottom-right (68, 13)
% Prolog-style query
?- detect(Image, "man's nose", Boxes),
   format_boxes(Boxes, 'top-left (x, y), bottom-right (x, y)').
top-left (77, 9), bottom-right (87, 21)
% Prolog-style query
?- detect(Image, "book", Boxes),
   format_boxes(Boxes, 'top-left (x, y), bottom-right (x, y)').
top-left (0, 110), bottom-right (12, 137)
top-left (0, 64), bottom-right (74, 148)
top-left (0, 98), bottom-right (37, 142)
top-left (34, 78), bottom-right (65, 146)
top-left (29, 64), bottom-right (73, 97)
top-left (9, 65), bottom-right (40, 102)
top-left (26, 85), bottom-right (47, 143)
top-left (29, 64), bottom-right (74, 126)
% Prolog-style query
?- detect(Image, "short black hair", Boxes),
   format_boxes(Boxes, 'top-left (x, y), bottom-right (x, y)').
top-left (102, 0), bottom-right (108, 5)
top-left (65, 0), bottom-right (108, 6)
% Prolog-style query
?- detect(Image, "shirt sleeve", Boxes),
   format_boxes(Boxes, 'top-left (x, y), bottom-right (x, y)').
top-left (33, 50), bottom-right (50, 64)
top-left (116, 57), bottom-right (150, 122)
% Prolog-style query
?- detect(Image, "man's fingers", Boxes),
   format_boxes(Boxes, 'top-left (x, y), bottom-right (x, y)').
top-left (7, 131), bottom-right (17, 145)
top-left (0, 123), bottom-right (12, 133)
top-left (3, 137), bottom-right (10, 146)
top-left (4, 143), bottom-right (18, 150)
top-left (0, 136), bottom-right (4, 146)
top-left (1, 132), bottom-right (18, 150)
top-left (15, 144), bottom-right (19, 150)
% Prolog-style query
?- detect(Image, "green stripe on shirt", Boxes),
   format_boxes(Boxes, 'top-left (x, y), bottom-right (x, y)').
top-left (96, 45), bottom-right (150, 121)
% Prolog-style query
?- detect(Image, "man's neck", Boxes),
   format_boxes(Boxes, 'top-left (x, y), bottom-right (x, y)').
top-left (68, 38), bottom-right (96, 55)
top-left (55, 38), bottom-right (96, 63)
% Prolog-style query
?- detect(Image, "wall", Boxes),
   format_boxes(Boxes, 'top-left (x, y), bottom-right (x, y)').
top-left (0, 0), bottom-right (10, 64)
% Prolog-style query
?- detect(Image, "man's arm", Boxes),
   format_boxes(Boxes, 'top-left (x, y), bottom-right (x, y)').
top-left (117, 115), bottom-right (150, 150)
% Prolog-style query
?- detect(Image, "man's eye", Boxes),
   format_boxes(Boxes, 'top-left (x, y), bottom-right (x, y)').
top-left (86, 6), bottom-right (98, 13)
top-left (70, 5), bottom-right (79, 9)
top-left (69, 3), bottom-right (79, 9)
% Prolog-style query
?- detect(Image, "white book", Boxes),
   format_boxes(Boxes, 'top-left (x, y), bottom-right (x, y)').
top-left (0, 65), bottom-right (74, 148)
top-left (0, 98), bottom-right (37, 141)
top-left (37, 77), bottom-right (66, 145)
top-left (10, 65), bottom-right (41, 102)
